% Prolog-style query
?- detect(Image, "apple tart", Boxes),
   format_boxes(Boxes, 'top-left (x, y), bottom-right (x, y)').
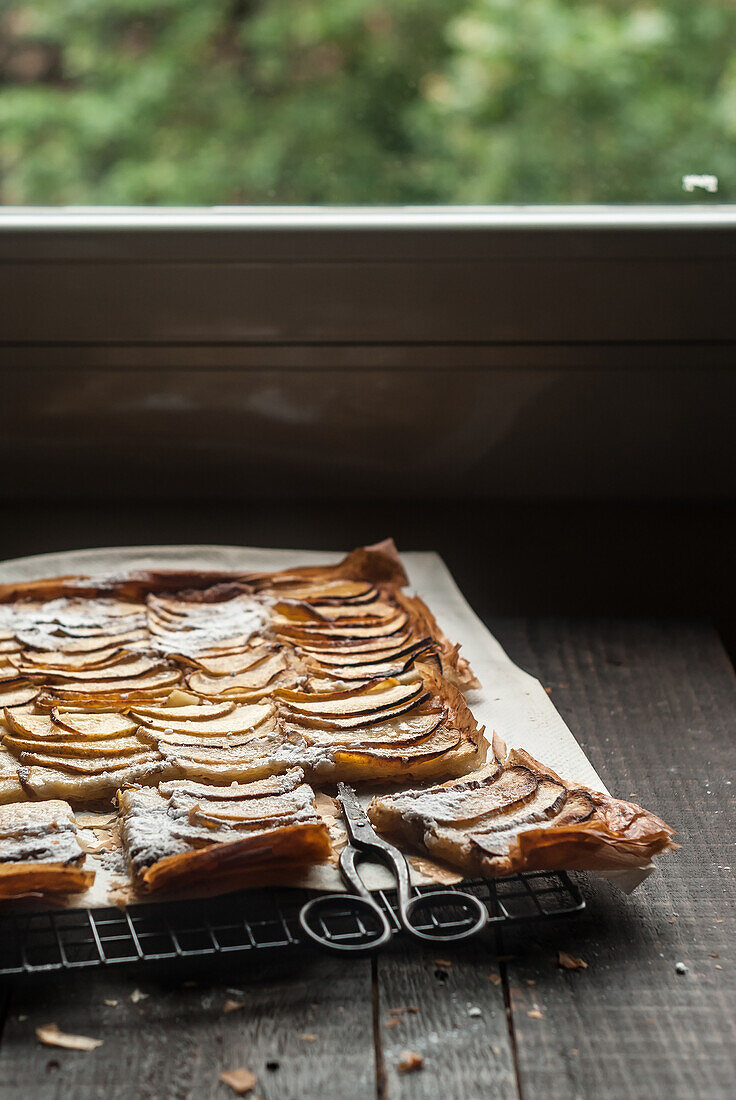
top-left (118, 768), bottom-right (330, 894)
top-left (368, 747), bottom-right (675, 877)
top-left (0, 542), bottom-right (674, 895)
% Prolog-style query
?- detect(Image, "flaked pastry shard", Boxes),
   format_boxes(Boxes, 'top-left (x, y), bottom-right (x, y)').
top-left (368, 747), bottom-right (676, 877)
top-left (0, 800), bottom-right (94, 898)
top-left (118, 768), bottom-right (331, 894)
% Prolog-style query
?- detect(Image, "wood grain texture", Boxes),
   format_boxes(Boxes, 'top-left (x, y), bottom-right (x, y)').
top-left (491, 619), bottom-right (736, 1100)
top-left (0, 954), bottom-right (375, 1100)
top-left (375, 942), bottom-right (516, 1100)
top-left (0, 617), bottom-right (733, 1100)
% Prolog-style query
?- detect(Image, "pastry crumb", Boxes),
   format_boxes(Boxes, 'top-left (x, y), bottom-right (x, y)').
top-left (219, 1067), bottom-right (257, 1095)
top-left (36, 1023), bottom-right (102, 1051)
top-left (397, 1051), bottom-right (424, 1074)
top-left (557, 950), bottom-right (588, 971)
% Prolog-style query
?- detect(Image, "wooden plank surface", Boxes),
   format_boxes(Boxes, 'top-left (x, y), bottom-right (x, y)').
top-left (492, 619), bottom-right (736, 1100)
top-left (375, 943), bottom-right (517, 1100)
top-left (0, 955), bottom-right (376, 1100)
top-left (0, 617), bottom-right (733, 1100)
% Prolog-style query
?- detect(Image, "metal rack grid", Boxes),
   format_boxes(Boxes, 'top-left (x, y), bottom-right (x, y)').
top-left (0, 871), bottom-right (584, 975)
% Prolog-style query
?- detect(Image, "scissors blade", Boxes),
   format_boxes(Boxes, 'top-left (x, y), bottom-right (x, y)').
top-left (336, 782), bottom-right (378, 845)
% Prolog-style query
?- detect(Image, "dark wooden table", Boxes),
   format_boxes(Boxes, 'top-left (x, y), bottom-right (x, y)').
top-left (0, 616), bottom-right (733, 1099)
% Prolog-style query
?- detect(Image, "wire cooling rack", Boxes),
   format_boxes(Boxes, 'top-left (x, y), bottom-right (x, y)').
top-left (0, 871), bottom-right (584, 976)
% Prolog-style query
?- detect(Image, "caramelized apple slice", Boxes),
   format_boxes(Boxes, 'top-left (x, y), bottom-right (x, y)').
top-left (4, 708), bottom-right (134, 741)
top-left (3, 734), bottom-right (145, 759)
top-left (392, 766), bottom-right (539, 826)
top-left (18, 748), bottom-right (158, 774)
top-left (51, 711), bottom-right (140, 738)
top-left (132, 701), bottom-right (273, 736)
top-left (130, 700), bottom-right (236, 722)
top-left (186, 653), bottom-right (289, 696)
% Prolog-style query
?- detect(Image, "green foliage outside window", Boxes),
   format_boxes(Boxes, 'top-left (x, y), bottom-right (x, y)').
top-left (1, 0), bottom-right (734, 204)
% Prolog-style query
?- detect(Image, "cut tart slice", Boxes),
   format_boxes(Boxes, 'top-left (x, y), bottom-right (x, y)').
top-left (0, 799), bottom-right (95, 899)
top-left (367, 748), bottom-right (675, 876)
top-left (118, 767), bottom-right (331, 894)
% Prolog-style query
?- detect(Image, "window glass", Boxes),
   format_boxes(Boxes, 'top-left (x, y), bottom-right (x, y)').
top-left (1, 0), bottom-right (734, 204)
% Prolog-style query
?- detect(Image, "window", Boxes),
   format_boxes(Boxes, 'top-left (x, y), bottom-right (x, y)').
top-left (1, 0), bottom-right (734, 205)
top-left (1, 4), bottom-right (734, 505)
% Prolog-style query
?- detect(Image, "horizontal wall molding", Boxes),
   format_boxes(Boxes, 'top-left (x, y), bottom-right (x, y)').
top-left (1, 207), bottom-right (736, 348)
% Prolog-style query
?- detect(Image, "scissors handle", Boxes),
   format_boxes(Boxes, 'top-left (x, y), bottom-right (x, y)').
top-left (339, 824), bottom-right (488, 944)
top-left (401, 888), bottom-right (488, 943)
top-left (299, 893), bottom-right (392, 955)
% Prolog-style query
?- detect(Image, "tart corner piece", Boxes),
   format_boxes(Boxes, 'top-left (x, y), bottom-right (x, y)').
top-left (367, 746), bottom-right (675, 878)
top-left (0, 799), bottom-right (95, 900)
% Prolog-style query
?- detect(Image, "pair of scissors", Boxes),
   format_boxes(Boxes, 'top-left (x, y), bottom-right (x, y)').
top-left (299, 782), bottom-right (488, 954)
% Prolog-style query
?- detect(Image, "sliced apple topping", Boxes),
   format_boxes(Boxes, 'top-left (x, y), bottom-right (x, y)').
top-left (368, 749), bottom-right (675, 877)
top-left (119, 768), bottom-right (330, 894)
top-left (131, 701), bottom-right (274, 737)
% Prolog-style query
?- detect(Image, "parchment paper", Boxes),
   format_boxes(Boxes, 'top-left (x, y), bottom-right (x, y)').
top-left (0, 544), bottom-right (652, 899)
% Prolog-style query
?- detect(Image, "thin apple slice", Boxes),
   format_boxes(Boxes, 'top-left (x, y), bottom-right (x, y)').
top-left (18, 760), bottom-right (163, 803)
top-left (17, 628), bottom-right (149, 653)
top-left (159, 769), bottom-right (304, 801)
top-left (333, 726), bottom-right (461, 763)
top-left (305, 638), bottom-right (431, 668)
top-left (182, 645), bottom-right (274, 676)
top-left (130, 700), bottom-right (235, 722)
top-left (55, 615), bottom-right (148, 638)
top-left (18, 645), bottom-right (128, 671)
top-left (41, 689), bottom-right (172, 711)
top-left (273, 610), bottom-right (409, 641)
top-left (277, 678), bottom-right (413, 705)
top-left (18, 748), bottom-right (158, 774)
top-left (468, 781), bottom-right (568, 850)
top-left (5, 708), bottom-right (137, 742)
top-left (47, 668), bottom-right (181, 697)
top-left (273, 599), bottom-right (397, 624)
top-left (293, 630), bottom-right (415, 655)
top-left (280, 679), bottom-right (424, 717)
top-left (3, 734), bottom-right (145, 759)
top-left (132, 701), bottom-right (273, 736)
top-left (551, 789), bottom-right (596, 826)
top-left (158, 741), bottom-right (278, 767)
top-left (280, 691), bottom-right (431, 731)
top-left (288, 708), bottom-right (446, 748)
top-left (53, 710), bottom-right (139, 738)
top-left (0, 684), bottom-right (39, 709)
top-left (27, 655), bottom-right (164, 684)
top-left (146, 727), bottom-right (274, 751)
top-left (395, 766), bottom-right (539, 826)
top-left (307, 646), bottom-right (434, 683)
top-left (159, 770), bottom-right (303, 805)
top-left (294, 601), bottom-right (398, 623)
top-left (186, 784), bottom-right (317, 827)
top-left (186, 653), bottom-right (288, 696)
top-left (270, 580), bottom-right (378, 604)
